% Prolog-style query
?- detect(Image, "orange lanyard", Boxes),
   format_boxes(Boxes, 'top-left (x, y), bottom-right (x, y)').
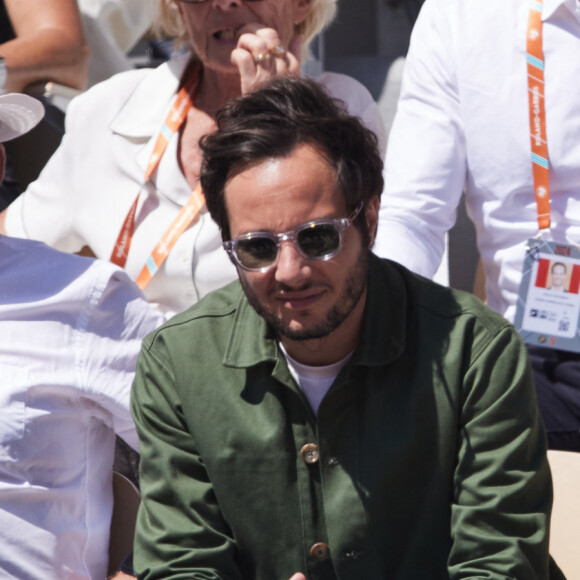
top-left (526, 0), bottom-right (551, 231)
top-left (110, 61), bottom-right (206, 289)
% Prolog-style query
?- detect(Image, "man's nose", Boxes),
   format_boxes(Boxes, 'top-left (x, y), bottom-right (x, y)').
top-left (274, 240), bottom-right (310, 286)
top-left (211, 0), bottom-right (243, 9)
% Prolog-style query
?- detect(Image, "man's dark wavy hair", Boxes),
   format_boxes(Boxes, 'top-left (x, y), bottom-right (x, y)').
top-left (199, 76), bottom-right (384, 242)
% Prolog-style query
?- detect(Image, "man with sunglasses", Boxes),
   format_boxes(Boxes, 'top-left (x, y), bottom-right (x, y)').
top-left (131, 77), bottom-right (557, 580)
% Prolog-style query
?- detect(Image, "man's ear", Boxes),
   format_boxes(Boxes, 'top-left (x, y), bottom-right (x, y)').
top-left (365, 196), bottom-right (380, 248)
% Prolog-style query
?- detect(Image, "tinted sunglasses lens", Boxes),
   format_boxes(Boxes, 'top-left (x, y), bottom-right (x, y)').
top-left (236, 237), bottom-right (278, 269)
top-left (297, 224), bottom-right (341, 258)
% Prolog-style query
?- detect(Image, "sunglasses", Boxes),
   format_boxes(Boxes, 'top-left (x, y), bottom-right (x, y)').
top-left (223, 203), bottom-right (363, 272)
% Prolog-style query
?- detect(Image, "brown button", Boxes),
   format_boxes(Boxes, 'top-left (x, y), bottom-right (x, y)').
top-left (300, 443), bottom-right (320, 464)
top-left (309, 542), bottom-right (330, 562)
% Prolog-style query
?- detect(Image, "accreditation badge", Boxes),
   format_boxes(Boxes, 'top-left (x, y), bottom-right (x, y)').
top-left (514, 239), bottom-right (580, 353)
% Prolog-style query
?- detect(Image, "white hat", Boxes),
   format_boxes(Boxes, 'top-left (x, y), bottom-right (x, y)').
top-left (0, 93), bottom-right (44, 143)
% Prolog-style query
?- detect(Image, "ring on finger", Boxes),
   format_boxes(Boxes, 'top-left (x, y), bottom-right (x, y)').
top-left (268, 45), bottom-right (286, 57)
top-left (254, 52), bottom-right (270, 64)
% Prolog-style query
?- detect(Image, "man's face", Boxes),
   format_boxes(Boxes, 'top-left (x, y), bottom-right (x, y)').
top-left (551, 264), bottom-right (567, 289)
top-left (224, 144), bottom-right (376, 347)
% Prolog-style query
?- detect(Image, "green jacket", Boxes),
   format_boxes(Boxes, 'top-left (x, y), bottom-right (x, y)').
top-left (132, 254), bottom-right (552, 580)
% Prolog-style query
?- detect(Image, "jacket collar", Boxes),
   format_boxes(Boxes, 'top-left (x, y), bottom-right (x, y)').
top-left (109, 52), bottom-right (192, 139)
top-left (223, 253), bottom-right (407, 370)
top-left (353, 253), bottom-right (407, 367)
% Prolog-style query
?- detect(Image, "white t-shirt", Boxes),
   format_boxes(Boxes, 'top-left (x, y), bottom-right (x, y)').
top-left (281, 344), bottom-right (353, 415)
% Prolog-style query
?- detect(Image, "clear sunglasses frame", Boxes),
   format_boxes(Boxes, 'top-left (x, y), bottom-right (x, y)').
top-left (223, 202), bottom-right (364, 273)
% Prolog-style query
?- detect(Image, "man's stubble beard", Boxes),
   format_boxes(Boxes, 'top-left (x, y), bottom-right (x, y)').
top-left (239, 247), bottom-right (369, 341)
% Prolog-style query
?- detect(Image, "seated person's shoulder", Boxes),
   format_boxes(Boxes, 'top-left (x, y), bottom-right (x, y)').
top-left (1, 236), bottom-right (145, 303)
top-left (171, 279), bottom-right (243, 325)
top-left (144, 280), bottom-right (244, 349)
top-left (390, 259), bottom-right (512, 335)
top-left (67, 65), bottom-right (161, 120)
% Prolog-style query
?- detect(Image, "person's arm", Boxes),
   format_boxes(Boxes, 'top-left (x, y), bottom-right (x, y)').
top-left (450, 322), bottom-right (552, 578)
top-left (373, 0), bottom-right (467, 278)
top-left (131, 341), bottom-right (243, 580)
top-left (2, 0), bottom-right (89, 93)
top-left (81, 264), bottom-right (164, 450)
top-left (82, 267), bottom-right (161, 580)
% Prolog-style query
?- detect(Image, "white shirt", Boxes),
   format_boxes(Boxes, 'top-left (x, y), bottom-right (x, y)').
top-left (6, 53), bottom-right (386, 319)
top-left (0, 235), bottom-right (162, 579)
top-left (374, 0), bottom-right (580, 322)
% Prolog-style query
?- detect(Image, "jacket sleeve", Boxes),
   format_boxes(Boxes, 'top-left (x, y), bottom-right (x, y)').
top-left (450, 323), bottom-right (552, 579)
top-left (373, 0), bottom-right (467, 278)
top-left (131, 338), bottom-right (243, 580)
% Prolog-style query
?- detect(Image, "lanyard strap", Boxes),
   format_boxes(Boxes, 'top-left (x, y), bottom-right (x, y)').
top-left (110, 61), bottom-right (206, 289)
top-left (526, 0), bottom-right (551, 231)
top-left (135, 183), bottom-right (205, 288)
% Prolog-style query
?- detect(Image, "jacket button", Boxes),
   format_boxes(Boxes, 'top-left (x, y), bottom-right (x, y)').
top-left (300, 443), bottom-right (320, 464)
top-left (309, 542), bottom-right (330, 562)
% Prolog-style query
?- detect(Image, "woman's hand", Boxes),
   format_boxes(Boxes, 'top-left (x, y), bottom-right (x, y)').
top-left (231, 24), bottom-right (303, 94)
